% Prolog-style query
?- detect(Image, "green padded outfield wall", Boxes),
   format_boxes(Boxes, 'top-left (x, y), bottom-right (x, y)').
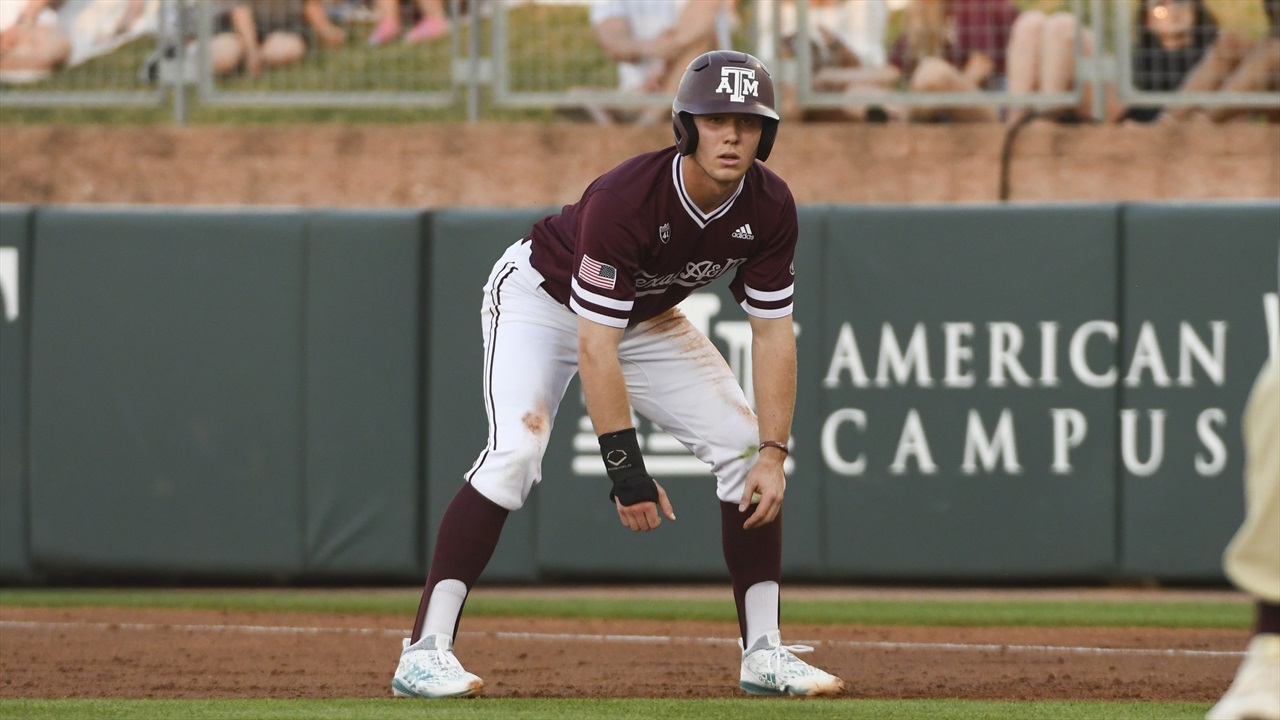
top-left (8, 202), bottom-right (1278, 584)
top-left (818, 205), bottom-right (1121, 579)
top-left (534, 207), bottom-right (828, 579)
top-left (303, 210), bottom-right (424, 578)
top-left (28, 208), bottom-right (308, 577)
top-left (0, 206), bottom-right (33, 580)
top-left (424, 209), bottom-right (557, 582)
top-left (1118, 203), bottom-right (1280, 580)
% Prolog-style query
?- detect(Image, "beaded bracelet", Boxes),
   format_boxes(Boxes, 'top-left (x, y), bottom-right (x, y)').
top-left (758, 440), bottom-right (790, 455)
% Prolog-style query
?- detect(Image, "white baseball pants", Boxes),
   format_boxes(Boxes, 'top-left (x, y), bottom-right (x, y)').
top-left (464, 239), bottom-right (761, 511)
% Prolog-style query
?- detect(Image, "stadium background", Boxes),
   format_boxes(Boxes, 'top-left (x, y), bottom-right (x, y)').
top-left (1, 0), bottom-right (1279, 717)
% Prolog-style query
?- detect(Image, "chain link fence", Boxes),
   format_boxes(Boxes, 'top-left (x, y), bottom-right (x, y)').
top-left (0, 0), bottom-right (1276, 123)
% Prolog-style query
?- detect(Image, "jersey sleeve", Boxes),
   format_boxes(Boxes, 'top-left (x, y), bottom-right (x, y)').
top-left (734, 190), bottom-right (798, 319)
top-left (569, 190), bottom-right (644, 329)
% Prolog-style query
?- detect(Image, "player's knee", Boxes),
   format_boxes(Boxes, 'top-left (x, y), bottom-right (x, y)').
top-left (469, 438), bottom-right (546, 511)
top-left (469, 478), bottom-right (528, 512)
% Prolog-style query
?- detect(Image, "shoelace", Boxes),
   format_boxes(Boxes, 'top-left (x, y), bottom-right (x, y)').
top-left (428, 650), bottom-right (465, 672)
top-left (758, 643), bottom-right (817, 679)
top-left (408, 646), bottom-right (465, 676)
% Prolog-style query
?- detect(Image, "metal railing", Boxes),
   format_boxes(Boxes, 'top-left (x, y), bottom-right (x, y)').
top-left (0, 0), bottom-right (1275, 124)
top-left (1112, 0), bottom-right (1280, 112)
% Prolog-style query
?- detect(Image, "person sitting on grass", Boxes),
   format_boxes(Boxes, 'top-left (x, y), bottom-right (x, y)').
top-left (211, 0), bottom-right (347, 78)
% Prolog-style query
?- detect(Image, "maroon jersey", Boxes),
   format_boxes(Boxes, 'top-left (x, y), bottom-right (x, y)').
top-left (529, 147), bottom-right (798, 329)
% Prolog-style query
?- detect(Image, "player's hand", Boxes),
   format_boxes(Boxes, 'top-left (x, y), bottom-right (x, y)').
top-left (739, 458), bottom-right (785, 530)
top-left (615, 480), bottom-right (676, 532)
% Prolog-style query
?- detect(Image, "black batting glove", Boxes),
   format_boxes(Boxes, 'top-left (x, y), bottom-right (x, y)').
top-left (598, 427), bottom-right (659, 506)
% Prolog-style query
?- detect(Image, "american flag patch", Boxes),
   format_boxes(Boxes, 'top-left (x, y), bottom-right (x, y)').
top-left (578, 254), bottom-right (618, 291)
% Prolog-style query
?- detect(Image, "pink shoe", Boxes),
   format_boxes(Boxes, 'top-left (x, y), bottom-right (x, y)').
top-left (404, 15), bottom-right (449, 43)
top-left (366, 18), bottom-right (400, 46)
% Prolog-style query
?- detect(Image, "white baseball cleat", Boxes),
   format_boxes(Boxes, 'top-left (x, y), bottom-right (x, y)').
top-left (739, 630), bottom-right (846, 697)
top-left (1206, 634), bottom-right (1280, 720)
top-left (391, 634), bottom-right (485, 699)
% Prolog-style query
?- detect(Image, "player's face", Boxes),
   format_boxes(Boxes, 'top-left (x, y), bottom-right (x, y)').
top-left (690, 113), bottom-right (763, 185)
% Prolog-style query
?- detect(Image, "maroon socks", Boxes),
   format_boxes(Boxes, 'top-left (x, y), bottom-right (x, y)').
top-left (720, 501), bottom-right (782, 644)
top-left (410, 482), bottom-right (510, 642)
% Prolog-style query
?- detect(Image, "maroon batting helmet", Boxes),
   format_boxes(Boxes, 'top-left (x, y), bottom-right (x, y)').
top-left (672, 50), bottom-right (780, 162)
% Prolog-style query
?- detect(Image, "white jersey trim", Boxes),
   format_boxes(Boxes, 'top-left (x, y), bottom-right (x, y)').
top-left (571, 297), bottom-right (629, 328)
top-left (571, 277), bottom-right (634, 311)
top-left (672, 154), bottom-right (742, 230)
top-left (744, 283), bottom-right (794, 302)
top-left (741, 300), bottom-right (793, 319)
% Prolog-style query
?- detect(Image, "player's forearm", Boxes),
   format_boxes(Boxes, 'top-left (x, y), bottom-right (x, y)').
top-left (578, 319), bottom-right (632, 435)
top-left (750, 316), bottom-right (797, 450)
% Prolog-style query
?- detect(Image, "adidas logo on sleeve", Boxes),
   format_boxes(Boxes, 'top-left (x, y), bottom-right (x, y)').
top-left (731, 224), bottom-right (754, 240)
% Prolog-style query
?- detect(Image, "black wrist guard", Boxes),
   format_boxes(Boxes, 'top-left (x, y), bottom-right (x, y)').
top-left (599, 427), bottom-right (658, 506)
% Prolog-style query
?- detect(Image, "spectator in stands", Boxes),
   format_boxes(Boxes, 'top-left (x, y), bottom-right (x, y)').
top-left (211, 0), bottom-right (347, 77)
top-left (583, 0), bottom-right (733, 125)
top-left (1113, 0), bottom-right (1220, 123)
top-left (0, 0), bottom-right (71, 83)
top-left (1003, 3), bottom-right (1115, 124)
top-left (889, 0), bottom-right (1019, 123)
top-left (762, 0), bottom-right (902, 121)
top-left (366, 0), bottom-right (449, 46)
top-left (1163, 0), bottom-right (1280, 123)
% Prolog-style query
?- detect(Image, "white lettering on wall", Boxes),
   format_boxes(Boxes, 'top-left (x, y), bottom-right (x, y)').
top-left (1195, 408), bottom-right (1227, 477)
top-left (889, 409), bottom-right (937, 475)
top-left (1121, 409), bottom-right (1167, 477)
top-left (988, 323), bottom-right (1033, 388)
top-left (1070, 320), bottom-right (1119, 388)
top-left (1125, 322), bottom-right (1172, 387)
top-left (1050, 408), bottom-right (1088, 474)
top-left (1178, 321), bottom-right (1227, 387)
top-left (962, 409), bottom-right (1022, 475)
top-left (821, 408), bottom-right (866, 476)
top-left (822, 322), bottom-right (869, 388)
top-left (0, 248), bottom-right (17, 322)
top-left (1266, 293), bottom-right (1279, 361)
top-left (1040, 321), bottom-right (1060, 387)
top-left (943, 322), bottom-right (975, 388)
top-left (876, 324), bottom-right (933, 388)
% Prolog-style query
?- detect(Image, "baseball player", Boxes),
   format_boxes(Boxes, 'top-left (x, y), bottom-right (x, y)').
top-left (391, 50), bottom-right (845, 699)
top-left (1206, 245), bottom-right (1280, 720)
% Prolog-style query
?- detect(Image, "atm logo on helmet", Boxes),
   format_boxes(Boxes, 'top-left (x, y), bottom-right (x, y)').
top-left (716, 66), bottom-right (758, 103)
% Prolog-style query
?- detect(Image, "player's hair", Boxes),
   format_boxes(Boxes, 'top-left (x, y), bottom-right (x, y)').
top-left (671, 50), bottom-right (780, 162)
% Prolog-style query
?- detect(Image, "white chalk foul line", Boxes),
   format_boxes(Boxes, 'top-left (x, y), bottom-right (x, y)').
top-left (0, 621), bottom-right (1244, 658)
top-left (484, 631), bottom-right (1245, 658)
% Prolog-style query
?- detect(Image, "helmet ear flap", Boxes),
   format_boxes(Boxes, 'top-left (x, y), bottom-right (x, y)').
top-left (672, 111), bottom-right (699, 156)
top-left (756, 119), bottom-right (778, 162)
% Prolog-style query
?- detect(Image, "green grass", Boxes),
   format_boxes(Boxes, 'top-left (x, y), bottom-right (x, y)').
top-left (0, 588), bottom-right (1250, 629)
top-left (0, 698), bottom-right (1216, 720)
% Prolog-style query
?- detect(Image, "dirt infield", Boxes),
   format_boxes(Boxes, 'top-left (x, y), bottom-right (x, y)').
top-left (0, 587), bottom-right (1250, 702)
